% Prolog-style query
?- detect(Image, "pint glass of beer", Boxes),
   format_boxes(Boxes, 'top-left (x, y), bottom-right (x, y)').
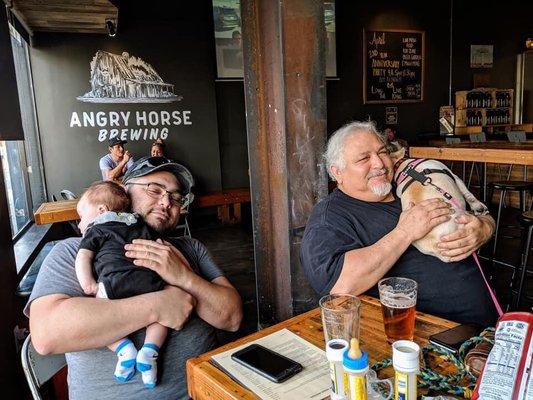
top-left (319, 294), bottom-right (361, 344)
top-left (378, 277), bottom-right (417, 343)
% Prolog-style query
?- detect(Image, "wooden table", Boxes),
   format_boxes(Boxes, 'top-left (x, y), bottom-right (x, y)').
top-left (410, 143), bottom-right (533, 165)
top-left (186, 295), bottom-right (459, 400)
top-left (410, 144), bottom-right (533, 202)
top-left (34, 199), bottom-right (79, 225)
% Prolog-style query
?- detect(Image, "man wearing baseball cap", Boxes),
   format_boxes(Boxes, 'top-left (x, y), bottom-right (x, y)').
top-left (26, 156), bottom-right (243, 399)
top-left (99, 137), bottom-right (134, 181)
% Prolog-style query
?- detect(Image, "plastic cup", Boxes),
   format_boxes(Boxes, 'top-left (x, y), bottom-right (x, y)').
top-left (319, 294), bottom-right (361, 344)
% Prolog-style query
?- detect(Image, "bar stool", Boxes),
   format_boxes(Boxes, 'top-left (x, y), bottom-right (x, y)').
top-left (512, 211), bottom-right (533, 309)
top-left (488, 180), bottom-right (533, 260)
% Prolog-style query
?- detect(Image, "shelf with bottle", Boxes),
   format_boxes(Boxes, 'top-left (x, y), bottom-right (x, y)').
top-left (455, 108), bottom-right (513, 127)
top-left (455, 88), bottom-right (513, 110)
top-left (455, 88), bottom-right (513, 128)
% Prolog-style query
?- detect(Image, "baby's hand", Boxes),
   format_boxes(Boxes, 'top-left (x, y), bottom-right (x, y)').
top-left (82, 282), bottom-right (99, 296)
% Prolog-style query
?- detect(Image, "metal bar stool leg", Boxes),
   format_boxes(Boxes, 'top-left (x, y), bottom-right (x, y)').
top-left (515, 225), bottom-right (533, 309)
top-left (468, 162), bottom-right (475, 188)
top-left (482, 163), bottom-right (487, 204)
top-left (492, 189), bottom-right (506, 260)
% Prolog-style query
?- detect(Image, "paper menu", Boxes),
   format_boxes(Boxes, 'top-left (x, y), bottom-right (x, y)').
top-left (210, 328), bottom-right (330, 400)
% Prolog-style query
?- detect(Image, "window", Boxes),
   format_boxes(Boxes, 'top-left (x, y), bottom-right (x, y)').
top-left (0, 23), bottom-right (46, 238)
top-left (212, 0), bottom-right (337, 79)
top-left (0, 141), bottom-right (31, 235)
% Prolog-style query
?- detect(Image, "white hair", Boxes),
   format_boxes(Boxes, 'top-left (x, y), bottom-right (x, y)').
top-left (324, 120), bottom-right (386, 180)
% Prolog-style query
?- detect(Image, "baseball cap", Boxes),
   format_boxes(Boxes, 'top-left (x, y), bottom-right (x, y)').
top-left (123, 156), bottom-right (195, 196)
top-left (108, 137), bottom-right (127, 146)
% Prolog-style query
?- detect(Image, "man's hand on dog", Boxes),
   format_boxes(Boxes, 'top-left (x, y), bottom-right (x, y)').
top-left (397, 198), bottom-right (452, 242)
top-left (437, 213), bottom-right (494, 262)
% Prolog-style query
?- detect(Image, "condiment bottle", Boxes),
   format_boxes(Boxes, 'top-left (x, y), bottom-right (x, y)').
top-left (343, 338), bottom-right (368, 400)
top-left (392, 340), bottom-right (419, 400)
top-left (326, 339), bottom-right (349, 400)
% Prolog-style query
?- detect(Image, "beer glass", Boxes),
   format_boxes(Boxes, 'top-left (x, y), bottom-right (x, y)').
top-left (378, 277), bottom-right (417, 344)
top-left (319, 294), bottom-right (361, 344)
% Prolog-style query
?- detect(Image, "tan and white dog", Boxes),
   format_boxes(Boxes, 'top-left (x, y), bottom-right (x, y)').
top-left (391, 146), bottom-right (488, 262)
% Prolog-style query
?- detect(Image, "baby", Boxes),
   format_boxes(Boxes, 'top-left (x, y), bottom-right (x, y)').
top-left (75, 180), bottom-right (167, 388)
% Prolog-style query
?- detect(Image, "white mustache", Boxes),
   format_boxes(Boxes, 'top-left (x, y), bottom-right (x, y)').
top-left (366, 168), bottom-right (388, 179)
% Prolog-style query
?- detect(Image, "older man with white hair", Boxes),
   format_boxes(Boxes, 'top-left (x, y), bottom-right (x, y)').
top-left (300, 121), bottom-right (497, 326)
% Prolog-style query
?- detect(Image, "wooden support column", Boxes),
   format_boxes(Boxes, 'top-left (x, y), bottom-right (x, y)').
top-left (242, 0), bottom-right (327, 326)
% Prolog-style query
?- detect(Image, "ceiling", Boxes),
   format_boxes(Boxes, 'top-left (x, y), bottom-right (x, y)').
top-left (4, 0), bottom-right (118, 34)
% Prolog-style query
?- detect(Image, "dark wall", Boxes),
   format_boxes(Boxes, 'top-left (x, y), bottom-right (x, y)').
top-left (216, 82), bottom-right (249, 189)
top-left (30, 2), bottom-right (221, 197)
top-left (452, 0), bottom-right (533, 92)
top-left (327, 1), bottom-right (451, 143)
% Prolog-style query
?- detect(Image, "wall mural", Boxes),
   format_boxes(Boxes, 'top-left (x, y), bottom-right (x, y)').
top-left (72, 50), bottom-right (192, 143)
top-left (77, 51), bottom-right (181, 103)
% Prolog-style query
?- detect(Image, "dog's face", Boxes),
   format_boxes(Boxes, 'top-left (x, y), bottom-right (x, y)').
top-left (388, 140), bottom-right (407, 166)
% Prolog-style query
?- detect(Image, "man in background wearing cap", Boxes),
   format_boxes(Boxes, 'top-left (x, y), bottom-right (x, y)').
top-left (99, 137), bottom-right (134, 181)
top-left (26, 156), bottom-right (243, 399)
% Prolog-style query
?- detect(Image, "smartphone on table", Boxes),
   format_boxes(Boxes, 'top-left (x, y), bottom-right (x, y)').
top-left (231, 344), bottom-right (303, 383)
top-left (429, 323), bottom-right (483, 354)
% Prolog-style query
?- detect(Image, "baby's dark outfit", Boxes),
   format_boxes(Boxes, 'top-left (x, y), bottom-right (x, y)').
top-left (79, 212), bottom-right (165, 299)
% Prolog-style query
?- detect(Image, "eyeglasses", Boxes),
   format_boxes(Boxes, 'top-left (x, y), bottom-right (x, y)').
top-left (127, 182), bottom-right (186, 206)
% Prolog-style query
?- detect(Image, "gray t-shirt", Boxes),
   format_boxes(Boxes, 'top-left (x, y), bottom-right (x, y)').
top-left (99, 154), bottom-right (134, 180)
top-left (25, 236), bottom-right (223, 400)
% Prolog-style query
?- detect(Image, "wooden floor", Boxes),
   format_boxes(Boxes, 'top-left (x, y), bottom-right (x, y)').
top-left (191, 210), bottom-right (258, 343)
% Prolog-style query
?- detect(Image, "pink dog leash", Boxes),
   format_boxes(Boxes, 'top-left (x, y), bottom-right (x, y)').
top-left (473, 252), bottom-right (504, 316)
top-left (396, 158), bottom-right (504, 316)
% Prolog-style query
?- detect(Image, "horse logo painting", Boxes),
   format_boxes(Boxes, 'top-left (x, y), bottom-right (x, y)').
top-left (77, 51), bottom-right (182, 103)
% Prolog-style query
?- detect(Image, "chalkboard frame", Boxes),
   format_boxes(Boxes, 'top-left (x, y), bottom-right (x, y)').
top-left (363, 28), bottom-right (425, 104)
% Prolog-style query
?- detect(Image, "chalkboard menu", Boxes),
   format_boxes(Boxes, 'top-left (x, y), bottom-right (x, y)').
top-left (363, 29), bottom-right (425, 104)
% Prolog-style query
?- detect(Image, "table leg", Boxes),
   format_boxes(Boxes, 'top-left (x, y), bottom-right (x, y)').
top-left (218, 205), bottom-right (230, 224)
top-left (482, 162), bottom-right (487, 203)
top-left (233, 203), bottom-right (242, 223)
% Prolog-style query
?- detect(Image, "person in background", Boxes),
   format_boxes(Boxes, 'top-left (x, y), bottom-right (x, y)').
top-left (100, 137), bottom-right (134, 181)
top-left (151, 139), bottom-right (165, 158)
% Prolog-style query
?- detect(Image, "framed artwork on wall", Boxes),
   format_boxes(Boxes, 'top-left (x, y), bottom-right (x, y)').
top-left (470, 45), bottom-right (493, 68)
top-left (212, 0), bottom-right (337, 79)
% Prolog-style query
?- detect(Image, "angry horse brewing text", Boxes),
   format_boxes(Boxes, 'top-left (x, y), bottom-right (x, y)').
top-left (69, 110), bottom-right (192, 142)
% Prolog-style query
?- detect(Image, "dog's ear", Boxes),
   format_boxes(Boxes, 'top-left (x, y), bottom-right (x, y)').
top-left (388, 144), bottom-right (406, 163)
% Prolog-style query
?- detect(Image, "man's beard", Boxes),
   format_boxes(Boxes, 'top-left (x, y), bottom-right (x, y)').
top-left (367, 168), bottom-right (392, 196)
top-left (370, 182), bottom-right (392, 196)
top-left (137, 207), bottom-right (176, 233)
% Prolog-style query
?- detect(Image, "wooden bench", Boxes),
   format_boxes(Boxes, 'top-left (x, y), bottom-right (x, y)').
top-left (33, 189), bottom-right (252, 226)
top-left (195, 188), bottom-right (250, 224)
